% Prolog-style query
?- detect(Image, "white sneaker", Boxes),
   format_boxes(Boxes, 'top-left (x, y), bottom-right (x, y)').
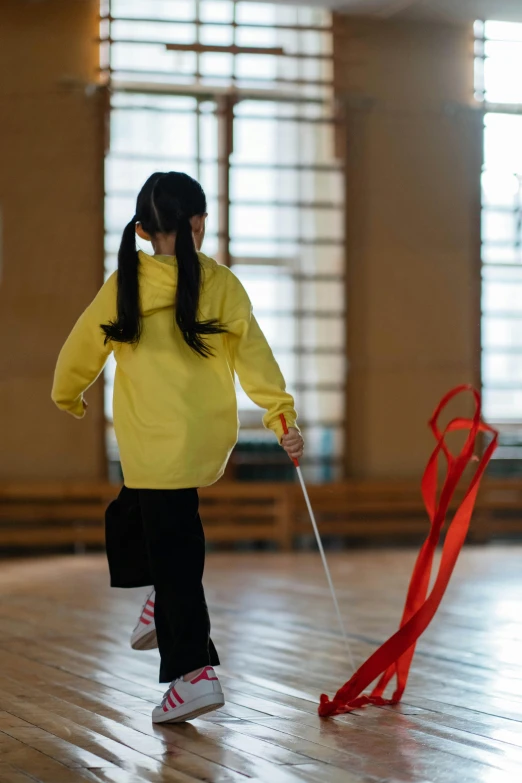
top-left (152, 667), bottom-right (224, 724)
top-left (130, 589), bottom-right (158, 650)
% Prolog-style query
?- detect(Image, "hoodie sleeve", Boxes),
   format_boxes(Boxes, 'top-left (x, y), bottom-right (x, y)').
top-left (222, 268), bottom-right (298, 442)
top-left (51, 273), bottom-right (117, 418)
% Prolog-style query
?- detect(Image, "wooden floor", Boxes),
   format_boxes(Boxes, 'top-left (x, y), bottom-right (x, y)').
top-left (0, 548), bottom-right (522, 783)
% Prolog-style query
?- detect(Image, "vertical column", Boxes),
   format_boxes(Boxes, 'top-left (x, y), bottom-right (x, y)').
top-left (0, 0), bottom-right (105, 481)
top-left (334, 17), bottom-right (482, 478)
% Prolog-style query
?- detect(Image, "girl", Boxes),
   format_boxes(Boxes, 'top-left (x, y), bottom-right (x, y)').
top-left (52, 172), bottom-right (303, 724)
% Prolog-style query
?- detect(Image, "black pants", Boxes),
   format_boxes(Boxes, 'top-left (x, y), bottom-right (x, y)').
top-left (105, 486), bottom-right (219, 683)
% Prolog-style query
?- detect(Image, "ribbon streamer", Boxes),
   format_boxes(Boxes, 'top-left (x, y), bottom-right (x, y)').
top-left (318, 385), bottom-right (498, 718)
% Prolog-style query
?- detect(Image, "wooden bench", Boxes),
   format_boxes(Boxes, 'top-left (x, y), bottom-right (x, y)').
top-left (292, 481), bottom-right (425, 538)
top-left (290, 480), bottom-right (469, 540)
top-left (0, 482), bottom-right (292, 550)
top-left (0, 482), bottom-right (116, 547)
top-left (0, 478), bottom-right (521, 550)
top-left (200, 483), bottom-right (293, 549)
top-left (473, 479), bottom-right (522, 540)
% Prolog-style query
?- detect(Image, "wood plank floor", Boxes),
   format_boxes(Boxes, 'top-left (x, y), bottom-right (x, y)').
top-left (0, 547), bottom-right (521, 782)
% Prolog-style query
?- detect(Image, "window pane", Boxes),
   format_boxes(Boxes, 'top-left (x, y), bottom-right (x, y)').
top-left (112, 20), bottom-right (197, 43)
top-left (483, 389), bottom-right (522, 420)
top-left (200, 1), bottom-right (234, 23)
top-left (231, 169), bottom-right (298, 202)
top-left (483, 265), bottom-right (522, 283)
top-left (233, 118), bottom-right (337, 165)
top-left (483, 282), bottom-right (522, 313)
top-left (301, 281), bottom-right (343, 311)
top-left (202, 234), bottom-right (219, 258)
top-left (231, 205), bottom-right (299, 240)
top-left (200, 113), bottom-right (218, 160)
top-left (111, 41), bottom-right (196, 73)
top-left (484, 114), bottom-right (522, 173)
top-left (482, 171), bottom-right (519, 208)
top-left (300, 246), bottom-right (344, 276)
top-left (485, 21), bottom-right (522, 41)
top-left (111, 110), bottom-right (197, 156)
top-left (235, 54), bottom-right (278, 80)
top-left (306, 425), bottom-right (344, 458)
top-left (236, 3), bottom-right (276, 25)
top-left (112, 93), bottom-right (197, 111)
top-left (235, 101), bottom-right (296, 118)
top-left (302, 208), bottom-right (343, 242)
top-left (484, 40), bottom-right (522, 103)
top-left (231, 239), bottom-right (299, 258)
top-left (233, 119), bottom-right (285, 163)
top-left (301, 390), bottom-right (344, 422)
top-left (200, 52), bottom-right (233, 76)
top-left (482, 210), bottom-right (520, 243)
top-left (305, 170), bottom-right (344, 203)
top-left (482, 243), bottom-right (522, 265)
top-left (301, 317), bottom-right (344, 350)
top-left (235, 27), bottom-right (278, 48)
top-left (200, 163), bottom-right (219, 201)
top-left (232, 264), bottom-right (295, 311)
top-left (231, 168), bottom-right (342, 207)
top-left (105, 195), bottom-right (135, 234)
top-left (302, 355), bottom-right (346, 384)
top-left (483, 318), bottom-right (522, 349)
top-left (112, 0), bottom-right (195, 20)
top-left (483, 353), bottom-right (522, 384)
top-left (106, 156), bottom-right (196, 192)
top-left (251, 316), bottom-right (296, 349)
top-left (200, 25), bottom-right (234, 46)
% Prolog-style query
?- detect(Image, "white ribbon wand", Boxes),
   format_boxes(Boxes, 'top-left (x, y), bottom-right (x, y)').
top-left (280, 414), bottom-right (356, 671)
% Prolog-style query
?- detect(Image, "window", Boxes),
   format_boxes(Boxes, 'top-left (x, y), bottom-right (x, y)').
top-left (101, 0), bottom-right (344, 481)
top-left (476, 21), bottom-right (522, 425)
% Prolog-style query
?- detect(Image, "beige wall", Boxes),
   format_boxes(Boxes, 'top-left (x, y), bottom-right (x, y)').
top-left (334, 17), bottom-right (482, 478)
top-left (0, 0), bottom-right (105, 481)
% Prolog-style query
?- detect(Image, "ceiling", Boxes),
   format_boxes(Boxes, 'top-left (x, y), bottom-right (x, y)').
top-left (329, 0), bottom-right (522, 22)
top-left (25, 0), bottom-right (522, 22)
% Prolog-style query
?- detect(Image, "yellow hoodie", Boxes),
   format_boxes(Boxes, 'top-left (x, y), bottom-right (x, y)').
top-left (52, 251), bottom-right (298, 489)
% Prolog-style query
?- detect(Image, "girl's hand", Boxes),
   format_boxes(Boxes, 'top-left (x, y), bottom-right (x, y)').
top-left (282, 428), bottom-right (304, 461)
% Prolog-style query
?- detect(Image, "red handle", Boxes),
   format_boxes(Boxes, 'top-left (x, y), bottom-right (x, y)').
top-left (280, 414), bottom-right (299, 467)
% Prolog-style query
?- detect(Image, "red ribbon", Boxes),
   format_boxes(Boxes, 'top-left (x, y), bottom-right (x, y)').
top-left (318, 385), bottom-right (498, 718)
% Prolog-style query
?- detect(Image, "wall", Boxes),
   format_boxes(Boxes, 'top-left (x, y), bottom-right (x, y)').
top-left (334, 17), bottom-right (482, 478)
top-left (0, 0), bottom-right (105, 481)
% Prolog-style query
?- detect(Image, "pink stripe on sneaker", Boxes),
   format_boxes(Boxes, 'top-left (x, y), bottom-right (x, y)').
top-left (170, 687), bottom-right (184, 705)
top-left (143, 608), bottom-right (154, 618)
top-left (167, 693), bottom-right (177, 709)
top-left (190, 666), bottom-right (218, 684)
top-left (140, 618), bottom-right (151, 625)
top-left (146, 600), bottom-right (155, 608)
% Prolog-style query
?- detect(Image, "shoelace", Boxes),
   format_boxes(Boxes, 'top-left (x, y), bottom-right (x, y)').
top-left (133, 588), bottom-right (155, 632)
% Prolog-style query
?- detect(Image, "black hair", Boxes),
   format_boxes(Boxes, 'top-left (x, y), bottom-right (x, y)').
top-left (101, 171), bottom-right (226, 357)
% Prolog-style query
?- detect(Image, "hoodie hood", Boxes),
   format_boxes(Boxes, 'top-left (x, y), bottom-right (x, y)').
top-left (138, 249), bottom-right (219, 316)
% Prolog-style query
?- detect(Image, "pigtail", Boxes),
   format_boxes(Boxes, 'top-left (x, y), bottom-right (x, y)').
top-left (101, 217), bottom-right (141, 344)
